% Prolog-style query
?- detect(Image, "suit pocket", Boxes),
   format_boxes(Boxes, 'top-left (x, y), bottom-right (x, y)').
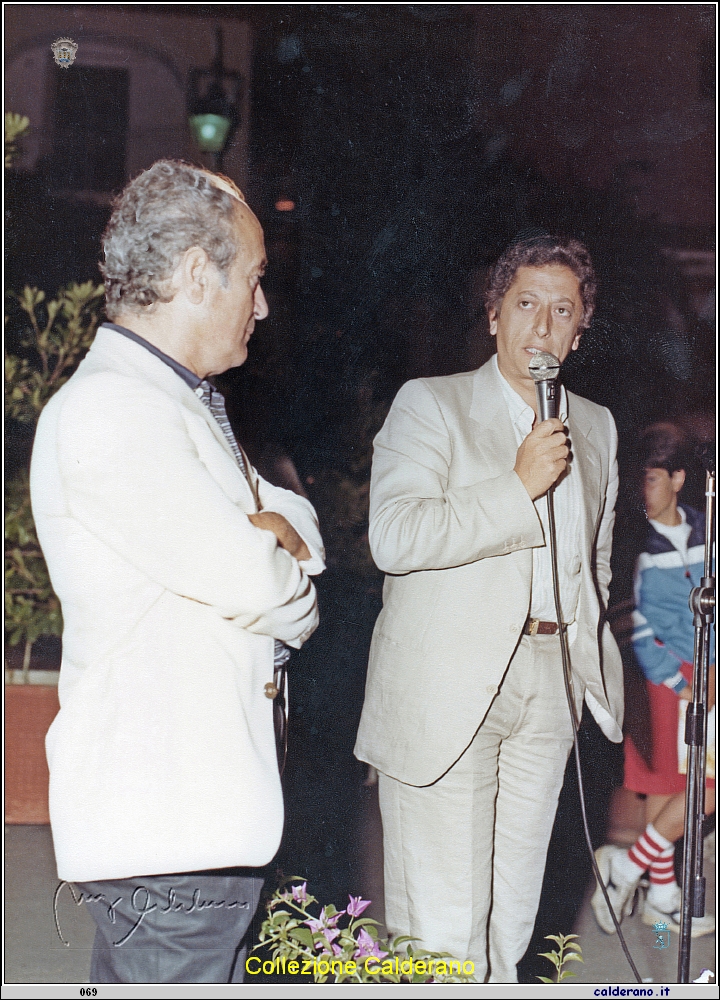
top-left (375, 573), bottom-right (442, 651)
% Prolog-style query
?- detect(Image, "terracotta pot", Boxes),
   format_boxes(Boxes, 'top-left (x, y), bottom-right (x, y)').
top-left (5, 683), bottom-right (59, 823)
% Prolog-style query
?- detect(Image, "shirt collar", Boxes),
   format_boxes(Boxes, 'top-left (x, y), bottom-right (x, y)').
top-left (102, 322), bottom-right (204, 391)
top-left (493, 353), bottom-right (567, 430)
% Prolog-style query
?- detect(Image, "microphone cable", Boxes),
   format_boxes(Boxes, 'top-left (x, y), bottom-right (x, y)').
top-left (546, 483), bottom-right (643, 984)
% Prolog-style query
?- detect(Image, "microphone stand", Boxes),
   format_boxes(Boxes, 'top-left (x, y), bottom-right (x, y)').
top-left (678, 463), bottom-right (715, 982)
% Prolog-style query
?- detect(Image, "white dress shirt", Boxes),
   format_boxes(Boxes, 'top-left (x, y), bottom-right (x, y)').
top-left (494, 355), bottom-right (582, 624)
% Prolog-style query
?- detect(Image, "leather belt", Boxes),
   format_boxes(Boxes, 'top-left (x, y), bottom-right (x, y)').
top-left (523, 618), bottom-right (566, 636)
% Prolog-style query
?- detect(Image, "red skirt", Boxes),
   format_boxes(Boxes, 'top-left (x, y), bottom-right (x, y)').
top-left (624, 662), bottom-right (715, 796)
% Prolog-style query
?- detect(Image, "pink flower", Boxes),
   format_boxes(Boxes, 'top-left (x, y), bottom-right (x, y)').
top-left (304, 906), bottom-right (345, 944)
top-left (291, 883), bottom-right (309, 904)
top-left (320, 926), bottom-right (340, 949)
top-left (347, 895), bottom-right (372, 918)
top-left (305, 908), bottom-right (346, 951)
top-left (353, 927), bottom-right (388, 961)
top-left (320, 943), bottom-right (343, 958)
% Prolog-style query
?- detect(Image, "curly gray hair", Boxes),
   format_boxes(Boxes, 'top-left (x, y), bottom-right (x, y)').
top-left (101, 160), bottom-right (247, 318)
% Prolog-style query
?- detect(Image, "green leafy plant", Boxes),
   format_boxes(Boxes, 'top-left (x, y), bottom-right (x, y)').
top-left (6, 283), bottom-right (104, 424)
top-left (5, 472), bottom-right (62, 679)
top-left (5, 281), bottom-right (104, 674)
top-left (253, 880), bottom-right (476, 983)
top-left (537, 932), bottom-right (584, 983)
top-left (5, 111), bottom-right (29, 168)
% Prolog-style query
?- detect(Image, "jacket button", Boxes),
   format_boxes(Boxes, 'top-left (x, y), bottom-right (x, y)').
top-left (264, 682), bottom-right (279, 699)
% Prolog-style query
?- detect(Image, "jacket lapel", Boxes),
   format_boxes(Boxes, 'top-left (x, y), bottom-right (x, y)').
top-left (467, 358), bottom-right (535, 590)
top-left (566, 396), bottom-right (601, 548)
top-left (468, 358), bottom-right (520, 474)
top-left (87, 327), bottom-right (257, 505)
top-left (466, 359), bottom-right (604, 605)
top-left (468, 359), bottom-right (602, 533)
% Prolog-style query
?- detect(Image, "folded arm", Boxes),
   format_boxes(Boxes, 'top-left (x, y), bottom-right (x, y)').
top-left (253, 475), bottom-right (325, 576)
top-left (49, 374), bottom-right (319, 646)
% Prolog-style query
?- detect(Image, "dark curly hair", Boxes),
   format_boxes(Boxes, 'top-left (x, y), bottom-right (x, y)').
top-left (101, 160), bottom-right (247, 318)
top-left (484, 231), bottom-right (597, 329)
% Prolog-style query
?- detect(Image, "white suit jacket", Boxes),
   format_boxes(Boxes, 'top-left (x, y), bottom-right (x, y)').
top-left (30, 327), bottom-right (325, 881)
top-left (354, 358), bottom-right (623, 786)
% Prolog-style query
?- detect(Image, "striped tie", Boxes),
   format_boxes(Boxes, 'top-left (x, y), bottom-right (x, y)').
top-left (196, 381), bottom-right (291, 669)
top-left (196, 382), bottom-right (248, 475)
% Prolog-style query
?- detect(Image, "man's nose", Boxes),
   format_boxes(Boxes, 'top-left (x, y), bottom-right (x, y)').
top-left (254, 284), bottom-right (269, 320)
top-left (534, 305), bottom-right (551, 338)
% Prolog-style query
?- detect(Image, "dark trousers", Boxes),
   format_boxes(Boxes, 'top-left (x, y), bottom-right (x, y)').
top-left (75, 870), bottom-right (264, 983)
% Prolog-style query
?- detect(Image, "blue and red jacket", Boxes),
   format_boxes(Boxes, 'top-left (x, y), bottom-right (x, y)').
top-left (631, 505), bottom-right (708, 694)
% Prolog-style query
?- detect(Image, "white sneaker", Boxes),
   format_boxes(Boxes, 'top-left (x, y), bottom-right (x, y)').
top-left (591, 844), bottom-right (642, 934)
top-left (642, 884), bottom-right (716, 938)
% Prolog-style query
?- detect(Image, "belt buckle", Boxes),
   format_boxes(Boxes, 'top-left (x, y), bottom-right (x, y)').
top-left (528, 618), bottom-right (540, 636)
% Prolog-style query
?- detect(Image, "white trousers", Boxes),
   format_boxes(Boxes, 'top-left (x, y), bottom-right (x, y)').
top-left (378, 633), bottom-right (577, 983)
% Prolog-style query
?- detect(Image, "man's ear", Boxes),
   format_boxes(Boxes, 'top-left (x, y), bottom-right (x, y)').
top-left (571, 328), bottom-right (583, 351)
top-left (177, 246), bottom-right (211, 306)
top-left (670, 469), bottom-right (686, 494)
top-left (488, 307), bottom-right (498, 338)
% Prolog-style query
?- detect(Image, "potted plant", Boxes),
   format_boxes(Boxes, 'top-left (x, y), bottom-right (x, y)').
top-left (5, 279), bottom-right (103, 822)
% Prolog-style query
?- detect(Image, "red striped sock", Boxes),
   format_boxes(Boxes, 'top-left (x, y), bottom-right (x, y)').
top-left (649, 848), bottom-right (676, 885)
top-left (627, 823), bottom-right (673, 876)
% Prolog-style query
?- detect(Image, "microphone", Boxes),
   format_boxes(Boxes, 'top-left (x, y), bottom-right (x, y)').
top-left (529, 350), bottom-right (561, 421)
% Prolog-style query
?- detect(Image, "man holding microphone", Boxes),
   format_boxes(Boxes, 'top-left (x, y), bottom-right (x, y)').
top-left (355, 232), bottom-right (623, 982)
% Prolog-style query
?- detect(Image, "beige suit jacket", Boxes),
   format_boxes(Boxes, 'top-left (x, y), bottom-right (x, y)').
top-left (354, 357), bottom-right (623, 786)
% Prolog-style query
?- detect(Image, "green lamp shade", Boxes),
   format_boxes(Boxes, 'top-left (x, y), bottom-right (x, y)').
top-left (189, 113), bottom-right (231, 153)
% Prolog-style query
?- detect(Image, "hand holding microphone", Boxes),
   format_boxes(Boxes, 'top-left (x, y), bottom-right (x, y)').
top-left (514, 351), bottom-right (568, 500)
top-left (515, 419), bottom-right (569, 499)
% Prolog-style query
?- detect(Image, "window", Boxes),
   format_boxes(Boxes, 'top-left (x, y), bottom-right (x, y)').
top-left (49, 65), bottom-right (129, 192)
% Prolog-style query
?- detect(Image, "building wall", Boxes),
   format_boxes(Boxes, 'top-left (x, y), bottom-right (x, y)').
top-left (5, 6), bottom-right (252, 193)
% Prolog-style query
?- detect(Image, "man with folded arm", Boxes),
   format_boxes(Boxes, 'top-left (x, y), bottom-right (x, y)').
top-left (31, 160), bottom-right (325, 983)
